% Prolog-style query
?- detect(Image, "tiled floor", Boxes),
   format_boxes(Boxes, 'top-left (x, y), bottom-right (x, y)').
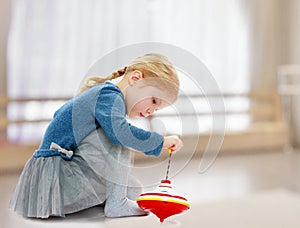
top-left (1, 150), bottom-right (300, 228)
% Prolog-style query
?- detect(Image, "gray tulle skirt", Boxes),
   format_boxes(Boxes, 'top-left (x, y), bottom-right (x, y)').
top-left (9, 128), bottom-right (142, 218)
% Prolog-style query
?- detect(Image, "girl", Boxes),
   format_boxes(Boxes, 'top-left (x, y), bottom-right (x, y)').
top-left (9, 53), bottom-right (183, 218)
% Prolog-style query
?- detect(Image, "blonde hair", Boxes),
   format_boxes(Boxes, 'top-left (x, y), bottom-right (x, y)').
top-left (80, 53), bottom-right (180, 103)
top-left (79, 67), bottom-right (128, 93)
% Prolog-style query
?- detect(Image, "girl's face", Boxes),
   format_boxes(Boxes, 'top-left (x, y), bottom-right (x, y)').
top-left (125, 82), bottom-right (170, 118)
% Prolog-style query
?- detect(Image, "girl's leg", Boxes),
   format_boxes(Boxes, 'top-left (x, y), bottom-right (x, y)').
top-left (76, 128), bottom-right (146, 217)
top-left (98, 175), bottom-right (143, 207)
top-left (103, 144), bottom-right (147, 217)
top-left (127, 175), bottom-right (143, 201)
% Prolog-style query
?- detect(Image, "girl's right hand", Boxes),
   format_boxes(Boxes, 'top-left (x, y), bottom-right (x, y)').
top-left (163, 135), bottom-right (183, 153)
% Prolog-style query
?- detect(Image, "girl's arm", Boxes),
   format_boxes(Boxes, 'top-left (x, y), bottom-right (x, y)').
top-left (95, 87), bottom-right (164, 156)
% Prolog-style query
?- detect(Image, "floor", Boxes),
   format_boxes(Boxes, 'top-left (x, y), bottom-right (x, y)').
top-left (1, 150), bottom-right (300, 228)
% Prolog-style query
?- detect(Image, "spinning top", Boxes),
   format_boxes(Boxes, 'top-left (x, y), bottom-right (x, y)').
top-left (136, 150), bottom-right (190, 222)
top-left (137, 179), bottom-right (190, 222)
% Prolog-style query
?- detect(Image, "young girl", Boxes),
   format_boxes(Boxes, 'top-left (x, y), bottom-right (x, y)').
top-left (9, 53), bottom-right (183, 218)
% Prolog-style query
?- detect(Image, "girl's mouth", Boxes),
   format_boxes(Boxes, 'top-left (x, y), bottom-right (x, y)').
top-left (140, 112), bottom-right (145, 118)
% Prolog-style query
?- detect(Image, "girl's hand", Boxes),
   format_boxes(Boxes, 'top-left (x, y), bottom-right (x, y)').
top-left (163, 135), bottom-right (183, 153)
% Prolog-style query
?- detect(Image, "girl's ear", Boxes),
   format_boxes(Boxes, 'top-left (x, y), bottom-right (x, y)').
top-left (128, 70), bottom-right (143, 85)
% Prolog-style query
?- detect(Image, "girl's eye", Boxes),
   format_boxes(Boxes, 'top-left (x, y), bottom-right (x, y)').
top-left (152, 98), bottom-right (157, 104)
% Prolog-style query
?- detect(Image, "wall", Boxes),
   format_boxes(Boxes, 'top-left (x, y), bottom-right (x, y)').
top-left (285, 0), bottom-right (300, 146)
top-left (0, 0), bottom-right (10, 140)
top-left (0, 0), bottom-right (10, 96)
top-left (286, 0), bottom-right (300, 63)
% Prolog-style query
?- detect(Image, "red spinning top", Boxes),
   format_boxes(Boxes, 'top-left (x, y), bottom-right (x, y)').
top-left (136, 151), bottom-right (190, 222)
top-left (137, 179), bottom-right (190, 222)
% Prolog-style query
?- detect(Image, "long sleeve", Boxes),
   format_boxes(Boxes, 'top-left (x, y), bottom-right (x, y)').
top-left (94, 85), bottom-right (164, 156)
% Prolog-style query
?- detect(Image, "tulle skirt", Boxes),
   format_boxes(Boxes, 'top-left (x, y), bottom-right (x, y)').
top-left (9, 128), bottom-right (139, 218)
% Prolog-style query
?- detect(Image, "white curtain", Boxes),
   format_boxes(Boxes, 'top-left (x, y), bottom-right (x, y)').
top-left (8, 0), bottom-right (251, 97)
top-left (7, 0), bottom-right (253, 142)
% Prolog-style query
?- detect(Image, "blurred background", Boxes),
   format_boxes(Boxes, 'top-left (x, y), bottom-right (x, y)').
top-left (1, 0), bottom-right (300, 169)
top-left (0, 0), bottom-right (300, 227)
